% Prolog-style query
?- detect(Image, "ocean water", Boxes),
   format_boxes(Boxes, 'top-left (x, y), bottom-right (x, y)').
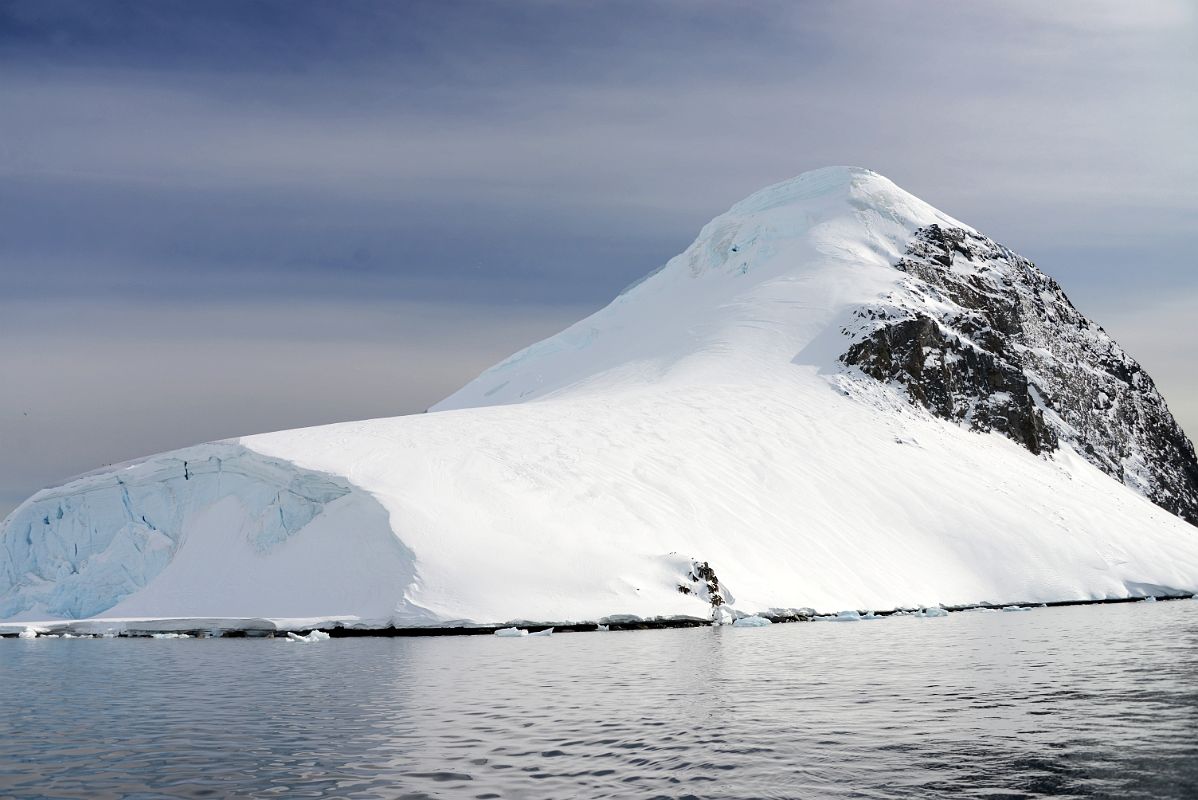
top-left (3, 600), bottom-right (1196, 799)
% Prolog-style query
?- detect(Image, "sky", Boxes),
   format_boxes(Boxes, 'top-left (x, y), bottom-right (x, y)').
top-left (1, 0), bottom-right (1196, 518)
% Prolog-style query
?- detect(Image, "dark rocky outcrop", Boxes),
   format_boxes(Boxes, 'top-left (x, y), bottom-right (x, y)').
top-left (841, 224), bottom-right (1198, 527)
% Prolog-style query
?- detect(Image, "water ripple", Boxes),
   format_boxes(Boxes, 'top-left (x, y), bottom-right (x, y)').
top-left (2, 601), bottom-right (1197, 798)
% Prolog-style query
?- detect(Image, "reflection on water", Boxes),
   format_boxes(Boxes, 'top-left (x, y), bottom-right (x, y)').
top-left (2, 600), bottom-right (1197, 799)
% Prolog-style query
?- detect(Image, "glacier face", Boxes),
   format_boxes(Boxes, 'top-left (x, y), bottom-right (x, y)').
top-left (4, 166), bottom-right (1198, 627)
top-left (0, 443), bottom-right (417, 622)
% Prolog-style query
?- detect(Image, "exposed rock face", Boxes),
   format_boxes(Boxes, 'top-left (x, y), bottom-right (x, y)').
top-left (842, 224), bottom-right (1198, 526)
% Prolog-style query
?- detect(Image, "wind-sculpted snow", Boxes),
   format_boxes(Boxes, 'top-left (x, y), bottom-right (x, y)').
top-left (841, 224), bottom-right (1198, 526)
top-left (4, 167), bottom-right (1198, 629)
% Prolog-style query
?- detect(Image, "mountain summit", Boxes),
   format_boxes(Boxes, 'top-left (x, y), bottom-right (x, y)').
top-left (437, 166), bottom-right (1198, 526)
top-left (4, 168), bottom-right (1198, 629)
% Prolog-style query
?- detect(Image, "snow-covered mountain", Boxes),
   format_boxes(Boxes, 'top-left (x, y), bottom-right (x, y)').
top-left (4, 167), bottom-right (1197, 629)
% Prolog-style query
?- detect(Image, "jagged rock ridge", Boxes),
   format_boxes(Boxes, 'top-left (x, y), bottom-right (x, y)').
top-left (841, 224), bottom-right (1198, 526)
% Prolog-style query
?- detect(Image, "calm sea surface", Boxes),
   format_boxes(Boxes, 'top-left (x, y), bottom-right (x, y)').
top-left (3, 600), bottom-right (1197, 799)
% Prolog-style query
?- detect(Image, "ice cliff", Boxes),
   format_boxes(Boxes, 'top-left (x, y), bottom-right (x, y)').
top-left (1, 444), bottom-right (424, 624)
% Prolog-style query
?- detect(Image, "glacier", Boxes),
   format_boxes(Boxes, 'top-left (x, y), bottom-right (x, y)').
top-left (3, 166), bottom-right (1198, 631)
top-left (1, 444), bottom-right (425, 625)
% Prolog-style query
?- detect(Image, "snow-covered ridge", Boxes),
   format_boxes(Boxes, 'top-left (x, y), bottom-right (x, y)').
top-left (3, 166), bottom-right (1198, 628)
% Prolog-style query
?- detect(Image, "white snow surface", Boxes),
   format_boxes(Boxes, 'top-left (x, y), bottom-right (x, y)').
top-left (4, 167), bottom-right (1198, 629)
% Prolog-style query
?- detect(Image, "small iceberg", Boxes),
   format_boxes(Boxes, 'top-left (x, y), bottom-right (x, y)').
top-left (833, 610), bottom-right (861, 622)
top-left (285, 630), bottom-right (331, 643)
top-left (713, 606), bottom-right (737, 626)
top-left (17, 627), bottom-right (40, 639)
top-left (918, 607), bottom-right (948, 618)
top-left (494, 627), bottom-right (529, 637)
top-left (732, 615), bottom-right (773, 627)
top-left (1002, 605), bottom-right (1030, 612)
top-left (528, 627), bottom-right (554, 637)
top-left (595, 624), bottom-right (609, 632)
top-left (1143, 596), bottom-right (1157, 603)
top-left (151, 632), bottom-right (192, 639)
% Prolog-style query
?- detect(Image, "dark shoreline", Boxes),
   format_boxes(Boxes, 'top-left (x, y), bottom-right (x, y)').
top-left (329, 592), bottom-right (1195, 637)
top-left (2, 593), bottom-right (1192, 638)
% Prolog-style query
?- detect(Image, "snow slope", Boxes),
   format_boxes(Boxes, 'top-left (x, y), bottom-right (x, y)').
top-left (4, 167), bottom-right (1197, 628)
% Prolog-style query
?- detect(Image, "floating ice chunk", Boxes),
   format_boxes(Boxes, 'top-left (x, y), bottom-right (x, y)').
top-left (595, 624), bottom-right (609, 632)
top-left (494, 627), bottom-right (529, 637)
top-left (285, 630), bottom-right (330, 643)
top-left (1002, 605), bottom-right (1030, 612)
top-left (862, 612), bottom-right (879, 620)
top-left (528, 627), bottom-right (554, 637)
top-left (151, 632), bottom-right (192, 639)
top-left (918, 607), bottom-right (949, 618)
top-left (18, 627), bottom-right (40, 639)
top-left (732, 615), bottom-right (772, 627)
top-left (1143, 596), bottom-right (1157, 603)
top-left (833, 610), bottom-right (861, 622)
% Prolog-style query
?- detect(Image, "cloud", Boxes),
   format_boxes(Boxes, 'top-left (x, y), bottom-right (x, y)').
top-left (1004, 0), bottom-right (1194, 32)
top-left (4, 1), bottom-right (1194, 217)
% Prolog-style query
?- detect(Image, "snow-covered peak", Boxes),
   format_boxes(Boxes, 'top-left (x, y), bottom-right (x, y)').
top-left (435, 167), bottom-right (966, 411)
top-left (725, 166), bottom-right (961, 227)
top-left (728, 165), bottom-right (879, 211)
top-left (435, 167), bottom-right (1198, 527)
